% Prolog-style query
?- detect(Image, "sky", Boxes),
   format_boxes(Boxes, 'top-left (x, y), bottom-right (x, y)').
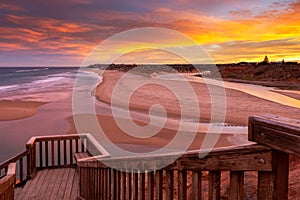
top-left (0, 0), bottom-right (300, 66)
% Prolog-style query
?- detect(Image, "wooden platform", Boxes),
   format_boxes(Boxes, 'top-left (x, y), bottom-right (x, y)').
top-left (14, 167), bottom-right (79, 200)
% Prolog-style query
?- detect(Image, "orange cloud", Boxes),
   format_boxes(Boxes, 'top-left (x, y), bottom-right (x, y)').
top-left (0, 1), bottom-right (299, 65)
top-left (0, 3), bottom-right (24, 11)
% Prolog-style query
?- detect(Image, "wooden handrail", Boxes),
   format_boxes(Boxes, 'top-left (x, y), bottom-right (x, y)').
top-left (77, 144), bottom-right (273, 200)
top-left (1, 133), bottom-right (107, 183)
top-left (0, 163), bottom-right (16, 200)
top-left (78, 144), bottom-right (271, 171)
top-left (249, 114), bottom-right (300, 200)
top-left (77, 115), bottom-right (300, 200)
top-left (249, 114), bottom-right (300, 156)
top-left (0, 151), bottom-right (28, 184)
top-left (0, 151), bottom-right (28, 170)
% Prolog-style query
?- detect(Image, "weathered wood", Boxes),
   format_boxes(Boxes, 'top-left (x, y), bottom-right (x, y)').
top-left (258, 171), bottom-right (273, 200)
top-left (166, 170), bottom-right (174, 200)
top-left (121, 171), bottom-right (126, 200)
top-left (56, 168), bottom-right (71, 199)
top-left (95, 144), bottom-right (271, 171)
top-left (75, 139), bottom-right (79, 153)
top-left (22, 169), bottom-right (48, 200)
top-left (0, 163), bottom-right (16, 200)
top-left (81, 139), bottom-right (85, 152)
top-left (49, 168), bottom-right (65, 199)
top-left (39, 142), bottom-right (43, 167)
top-left (51, 140), bottom-right (55, 166)
top-left (117, 170), bottom-right (121, 200)
top-left (41, 168), bottom-right (60, 199)
top-left (249, 114), bottom-right (300, 156)
top-left (111, 169), bottom-right (116, 200)
top-left (133, 172), bottom-right (139, 200)
top-left (25, 144), bottom-right (34, 179)
top-left (156, 170), bottom-right (163, 200)
top-left (230, 171), bottom-right (244, 200)
top-left (178, 170), bottom-right (187, 200)
top-left (59, 168), bottom-right (74, 199)
top-left (69, 140), bottom-right (73, 164)
top-left (0, 151), bottom-right (28, 183)
top-left (19, 158), bottom-right (23, 182)
top-left (126, 171), bottom-right (132, 200)
top-left (107, 168), bottom-right (111, 200)
top-left (16, 167), bottom-right (79, 200)
top-left (45, 141), bottom-right (49, 167)
top-left (209, 171), bottom-right (220, 200)
top-left (139, 172), bottom-right (145, 200)
top-left (272, 150), bottom-right (289, 200)
top-left (192, 170), bottom-right (202, 200)
top-left (147, 171), bottom-right (154, 200)
top-left (57, 140), bottom-right (61, 166)
top-left (63, 140), bottom-right (67, 165)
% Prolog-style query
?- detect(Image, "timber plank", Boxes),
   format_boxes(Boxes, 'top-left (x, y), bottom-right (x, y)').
top-left (70, 169), bottom-right (79, 200)
top-left (191, 171), bottom-right (201, 200)
top-left (249, 115), bottom-right (300, 156)
top-left (209, 171), bottom-right (220, 200)
top-left (230, 171), bottom-right (244, 200)
top-left (166, 170), bottom-right (174, 200)
top-left (49, 168), bottom-right (66, 199)
top-left (272, 150), bottom-right (289, 200)
top-left (178, 170), bottom-right (187, 200)
top-left (17, 169), bottom-right (48, 200)
top-left (63, 168), bottom-right (76, 199)
top-left (258, 171), bottom-right (273, 200)
top-left (95, 144), bottom-right (272, 171)
top-left (40, 168), bottom-right (60, 200)
top-left (156, 171), bottom-right (163, 200)
top-left (56, 168), bottom-right (71, 199)
top-left (14, 168), bottom-right (78, 200)
top-left (26, 169), bottom-right (48, 200)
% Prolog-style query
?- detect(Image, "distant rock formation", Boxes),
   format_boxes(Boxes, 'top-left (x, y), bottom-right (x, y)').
top-left (260, 55), bottom-right (270, 65)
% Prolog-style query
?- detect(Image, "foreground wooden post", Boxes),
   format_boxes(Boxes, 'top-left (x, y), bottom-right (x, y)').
top-left (0, 163), bottom-right (16, 200)
top-left (26, 138), bottom-right (36, 179)
top-left (249, 114), bottom-right (300, 200)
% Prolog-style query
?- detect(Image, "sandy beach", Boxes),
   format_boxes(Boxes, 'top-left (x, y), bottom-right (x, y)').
top-left (1, 69), bottom-right (299, 199)
top-left (0, 100), bottom-right (46, 121)
top-left (2, 70), bottom-right (299, 150)
top-left (95, 71), bottom-right (300, 126)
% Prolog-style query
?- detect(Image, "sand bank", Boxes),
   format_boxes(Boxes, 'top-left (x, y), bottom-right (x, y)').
top-left (0, 100), bottom-right (46, 121)
top-left (95, 71), bottom-right (300, 126)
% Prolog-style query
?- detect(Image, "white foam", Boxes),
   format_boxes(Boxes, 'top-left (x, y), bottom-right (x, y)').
top-left (16, 68), bottom-right (48, 73)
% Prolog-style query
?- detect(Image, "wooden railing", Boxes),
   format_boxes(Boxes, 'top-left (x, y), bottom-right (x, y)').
top-left (249, 114), bottom-right (300, 200)
top-left (77, 114), bottom-right (300, 200)
top-left (0, 133), bottom-right (104, 184)
top-left (0, 151), bottom-right (28, 184)
top-left (0, 163), bottom-right (16, 200)
top-left (78, 144), bottom-right (271, 200)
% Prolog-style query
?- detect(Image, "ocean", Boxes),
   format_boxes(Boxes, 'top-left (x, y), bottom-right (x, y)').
top-left (0, 67), bottom-right (80, 101)
top-left (0, 67), bottom-right (99, 163)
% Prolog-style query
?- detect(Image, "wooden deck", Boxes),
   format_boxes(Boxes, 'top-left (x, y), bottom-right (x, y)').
top-left (14, 167), bottom-right (79, 200)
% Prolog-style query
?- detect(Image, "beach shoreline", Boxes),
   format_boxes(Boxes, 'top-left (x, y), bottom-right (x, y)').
top-left (0, 69), bottom-right (299, 158)
top-left (94, 70), bottom-right (300, 126)
top-left (0, 100), bottom-right (47, 121)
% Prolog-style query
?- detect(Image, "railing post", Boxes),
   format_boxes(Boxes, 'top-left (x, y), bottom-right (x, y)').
top-left (249, 114), bottom-right (299, 200)
top-left (271, 149), bottom-right (289, 200)
top-left (26, 143), bottom-right (36, 179)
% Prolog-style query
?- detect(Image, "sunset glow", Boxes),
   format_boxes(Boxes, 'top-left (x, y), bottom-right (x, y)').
top-left (0, 0), bottom-right (299, 66)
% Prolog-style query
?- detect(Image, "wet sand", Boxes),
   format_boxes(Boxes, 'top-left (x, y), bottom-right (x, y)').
top-left (0, 100), bottom-right (47, 121)
top-left (1, 70), bottom-right (299, 199)
top-left (95, 71), bottom-right (300, 126)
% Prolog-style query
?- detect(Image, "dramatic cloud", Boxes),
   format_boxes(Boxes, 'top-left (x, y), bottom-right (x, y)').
top-left (0, 0), bottom-right (299, 66)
